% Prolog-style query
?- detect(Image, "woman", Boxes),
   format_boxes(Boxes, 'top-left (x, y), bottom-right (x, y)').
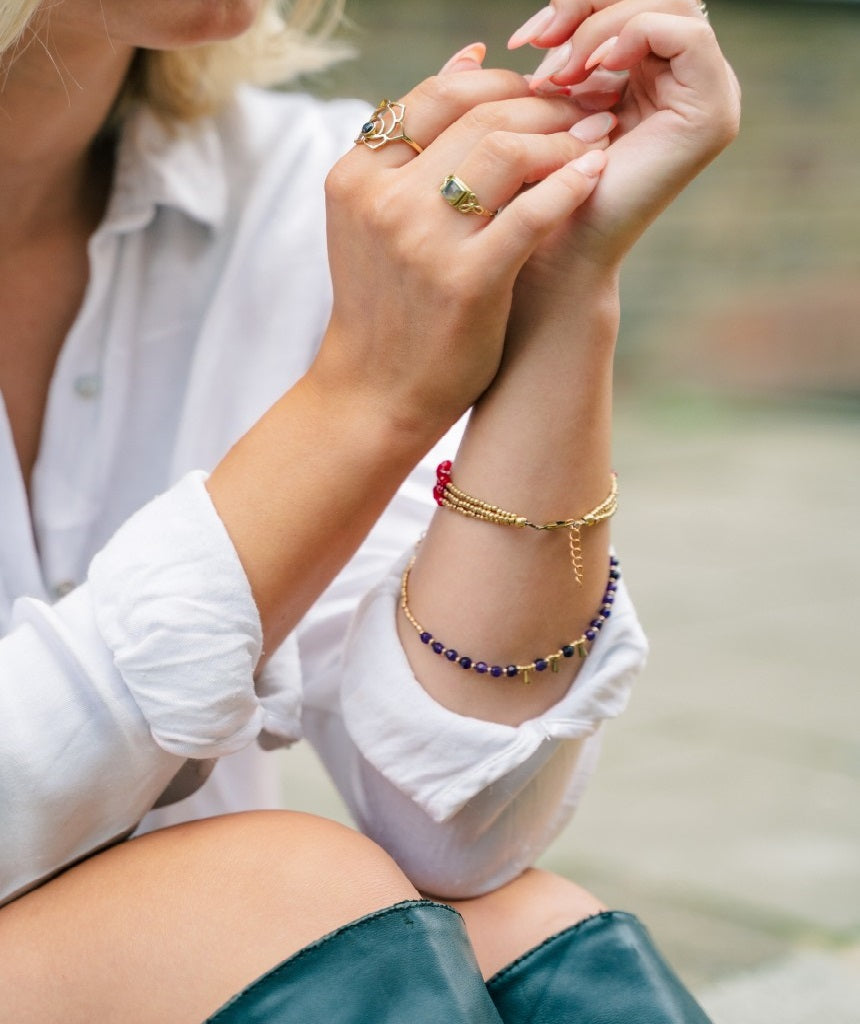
top-left (0, 0), bottom-right (739, 1020)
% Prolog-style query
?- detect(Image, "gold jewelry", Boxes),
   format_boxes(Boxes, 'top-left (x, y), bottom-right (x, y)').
top-left (355, 100), bottom-right (423, 154)
top-left (440, 174), bottom-right (496, 217)
top-left (400, 553), bottom-right (621, 685)
top-left (435, 464), bottom-right (618, 587)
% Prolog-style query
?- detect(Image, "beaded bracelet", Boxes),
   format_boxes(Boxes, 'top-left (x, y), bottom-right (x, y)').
top-left (400, 554), bottom-right (620, 685)
top-left (434, 462), bottom-right (618, 586)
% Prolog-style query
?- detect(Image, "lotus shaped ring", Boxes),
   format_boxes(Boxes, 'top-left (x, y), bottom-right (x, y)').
top-left (355, 100), bottom-right (424, 154)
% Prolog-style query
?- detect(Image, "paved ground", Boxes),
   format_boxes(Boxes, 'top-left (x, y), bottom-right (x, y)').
top-left (280, 396), bottom-right (860, 1019)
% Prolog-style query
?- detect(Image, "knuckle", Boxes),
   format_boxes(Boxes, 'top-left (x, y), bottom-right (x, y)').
top-left (462, 101), bottom-right (505, 136)
top-left (324, 160), bottom-right (357, 205)
top-left (480, 129), bottom-right (523, 165)
top-left (415, 73), bottom-right (458, 107)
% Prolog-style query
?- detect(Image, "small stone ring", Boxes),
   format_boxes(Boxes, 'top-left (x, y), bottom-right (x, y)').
top-left (355, 99), bottom-right (423, 154)
top-left (439, 174), bottom-right (496, 218)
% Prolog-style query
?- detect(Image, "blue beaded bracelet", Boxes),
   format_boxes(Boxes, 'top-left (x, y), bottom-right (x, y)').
top-left (399, 555), bottom-right (620, 685)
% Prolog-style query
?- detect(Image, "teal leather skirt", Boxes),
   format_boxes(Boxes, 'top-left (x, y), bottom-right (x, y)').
top-left (206, 900), bottom-right (712, 1023)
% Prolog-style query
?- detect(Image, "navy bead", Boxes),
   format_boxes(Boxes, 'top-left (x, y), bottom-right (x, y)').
top-left (420, 632), bottom-right (432, 644)
top-left (444, 648), bottom-right (458, 661)
top-left (585, 629), bottom-right (597, 641)
top-left (535, 658), bottom-right (548, 672)
top-left (475, 661), bottom-right (489, 674)
top-left (361, 121), bottom-right (375, 134)
top-left (601, 607), bottom-right (612, 618)
top-left (590, 619), bottom-right (602, 628)
top-left (506, 665), bottom-right (518, 677)
top-left (562, 645), bottom-right (576, 658)
top-left (459, 656), bottom-right (473, 670)
top-left (490, 665), bottom-right (503, 678)
top-left (431, 641), bottom-right (444, 655)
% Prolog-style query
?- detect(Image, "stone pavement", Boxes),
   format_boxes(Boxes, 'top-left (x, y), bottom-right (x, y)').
top-left (280, 396), bottom-right (860, 1019)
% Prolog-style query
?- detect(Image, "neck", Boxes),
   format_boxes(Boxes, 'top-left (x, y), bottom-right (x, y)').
top-left (0, 17), bottom-right (136, 244)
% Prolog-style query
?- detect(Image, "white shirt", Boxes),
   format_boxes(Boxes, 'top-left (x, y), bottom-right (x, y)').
top-left (0, 87), bottom-right (648, 906)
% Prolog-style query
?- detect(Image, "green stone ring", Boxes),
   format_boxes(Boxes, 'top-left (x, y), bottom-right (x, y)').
top-left (439, 174), bottom-right (496, 218)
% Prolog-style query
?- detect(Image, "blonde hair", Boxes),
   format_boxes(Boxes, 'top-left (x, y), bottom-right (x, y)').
top-left (2, 0), bottom-right (350, 121)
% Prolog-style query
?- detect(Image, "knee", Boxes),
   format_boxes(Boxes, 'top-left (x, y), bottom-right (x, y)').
top-left (449, 868), bottom-right (606, 979)
top-left (144, 809), bottom-right (421, 923)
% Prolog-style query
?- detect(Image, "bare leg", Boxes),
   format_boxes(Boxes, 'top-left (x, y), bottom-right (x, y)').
top-left (0, 811), bottom-right (420, 1024)
top-left (449, 868), bottom-right (606, 979)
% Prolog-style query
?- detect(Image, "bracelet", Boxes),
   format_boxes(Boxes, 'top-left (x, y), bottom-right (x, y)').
top-left (400, 554), bottom-right (620, 685)
top-left (433, 462), bottom-right (618, 586)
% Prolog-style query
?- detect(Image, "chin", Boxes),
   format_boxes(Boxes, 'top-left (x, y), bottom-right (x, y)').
top-left (178, 0), bottom-right (262, 44)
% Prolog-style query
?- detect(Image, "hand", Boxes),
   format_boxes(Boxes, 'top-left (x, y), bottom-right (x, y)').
top-left (307, 65), bottom-right (612, 447)
top-left (508, 0), bottom-right (741, 275)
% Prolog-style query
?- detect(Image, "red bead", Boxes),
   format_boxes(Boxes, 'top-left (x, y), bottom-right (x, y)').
top-left (436, 460), bottom-right (452, 484)
top-left (433, 483), bottom-right (445, 505)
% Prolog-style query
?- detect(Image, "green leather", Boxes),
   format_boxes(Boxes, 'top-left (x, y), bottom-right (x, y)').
top-left (487, 911), bottom-right (713, 1024)
top-left (205, 899), bottom-right (502, 1024)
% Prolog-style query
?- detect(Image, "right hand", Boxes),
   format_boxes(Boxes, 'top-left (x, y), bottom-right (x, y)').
top-left (306, 67), bottom-right (611, 448)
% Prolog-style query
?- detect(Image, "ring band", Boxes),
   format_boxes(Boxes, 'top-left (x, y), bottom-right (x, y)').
top-left (355, 99), bottom-right (423, 154)
top-left (440, 174), bottom-right (496, 218)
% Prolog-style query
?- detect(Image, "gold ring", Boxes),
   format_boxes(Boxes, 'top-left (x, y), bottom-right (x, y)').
top-left (355, 99), bottom-right (423, 154)
top-left (440, 174), bottom-right (496, 218)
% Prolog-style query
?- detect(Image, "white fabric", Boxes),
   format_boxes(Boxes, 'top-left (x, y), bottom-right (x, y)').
top-left (0, 87), bottom-right (648, 906)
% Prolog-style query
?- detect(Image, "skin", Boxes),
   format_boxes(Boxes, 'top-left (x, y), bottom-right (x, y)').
top-left (0, 0), bottom-right (739, 1018)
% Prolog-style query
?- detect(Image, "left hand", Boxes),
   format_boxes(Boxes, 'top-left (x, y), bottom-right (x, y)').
top-left (508, 0), bottom-right (741, 277)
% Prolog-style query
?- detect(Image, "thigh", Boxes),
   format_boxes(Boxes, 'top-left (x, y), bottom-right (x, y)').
top-left (0, 810), bottom-right (420, 1024)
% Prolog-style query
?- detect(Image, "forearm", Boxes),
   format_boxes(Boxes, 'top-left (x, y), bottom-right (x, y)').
top-left (206, 374), bottom-right (431, 660)
top-left (401, 269), bottom-right (621, 725)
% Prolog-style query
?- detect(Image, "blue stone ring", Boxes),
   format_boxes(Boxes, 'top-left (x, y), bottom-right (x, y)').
top-left (355, 99), bottom-right (423, 155)
top-left (439, 174), bottom-right (496, 218)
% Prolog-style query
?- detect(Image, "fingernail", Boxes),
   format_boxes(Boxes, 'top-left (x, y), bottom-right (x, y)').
top-left (439, 41), bottom-right (487, 74)
top-left (569, 149), bottom-right (608, 177)
top-left (584, 36), bottom-right (619, 71)
top-left (569, 111), bottom-right (616, 143)
top-left (508, 5), bottom-right (556, 49)
top-left (531, 41), bottom-right (572, 85)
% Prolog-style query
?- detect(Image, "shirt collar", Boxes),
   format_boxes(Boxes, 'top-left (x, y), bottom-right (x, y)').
top-left (102, 103), bottom-right (229, 234)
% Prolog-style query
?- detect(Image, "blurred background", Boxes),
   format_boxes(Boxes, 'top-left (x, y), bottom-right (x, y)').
top-left (282, 2), bottom-right (860, 1019)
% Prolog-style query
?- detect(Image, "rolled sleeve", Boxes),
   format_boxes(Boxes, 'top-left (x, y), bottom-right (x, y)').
top-left (88, 471), bottom-right (265, 759)
top-left (340, 553), bottom-right (648, 824)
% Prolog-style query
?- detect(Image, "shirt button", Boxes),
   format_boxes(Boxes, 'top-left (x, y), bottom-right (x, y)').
top-left (53, 580), bottom-right (77, 599)
top-left (73, 373), bottom-right (102, 399)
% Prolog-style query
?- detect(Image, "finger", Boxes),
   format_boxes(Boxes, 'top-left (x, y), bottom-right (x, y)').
top-left (477, 150), bottom-right (607, 271)
top-left (438, 129), bottom-right (609, 230)
top-left (438, 41), bottom-right (487, 75)
top-left (416, 94), bottom-right (592, 183)
top-left (350, 69), bottom-right (532, 170)
top-left (587, 11), bottom-right (734, 105)
top-left (508, 0), bottom-right (703, 51)
top-left (529, 0), bottom-right (705, 85)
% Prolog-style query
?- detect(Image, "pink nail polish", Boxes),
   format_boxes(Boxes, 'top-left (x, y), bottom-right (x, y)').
top-left (439, 41), bottom-right (487, 74)
top-left (530, 41), bottom-right (572, 85)
top-left (508, 5), bottom-right (556, 49)
top-left (584, 36), bottom-right (619, 71)
top-left (569, 112), bottom-right (616, 143)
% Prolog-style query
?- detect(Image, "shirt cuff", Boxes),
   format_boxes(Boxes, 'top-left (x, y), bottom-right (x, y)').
top-left (340, 552), bottom-right (648, 823)
top-left (88, 471), bottom-right (265, 758)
